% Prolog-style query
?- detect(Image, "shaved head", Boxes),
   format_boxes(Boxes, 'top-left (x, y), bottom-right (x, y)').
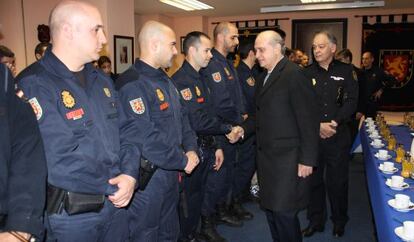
top-left (138, 21), bottom-right (177, 69)
top-left (213, 22), bottom-right (236, 41)
top-left (213, 22), bottom-right (239, 56)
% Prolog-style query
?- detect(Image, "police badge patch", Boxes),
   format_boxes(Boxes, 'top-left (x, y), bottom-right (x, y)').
top-left (180, 88), bottom-right (193, 101)
top-left (129, 98), bottom-right (145, 114)
top-left (195, 86), bottom-right (201, 96)
top-left (29, 97), bottom-right (43, 120)
top-left (156, 88), bottom-right (165, 102)
top-left (246, 77), bottom-right (255, 86)
top-left (212, 72), bottom-right (222, 82)
top-left (61, 90), bottom-right (76, 109)
top-left (103, 87), bottom-right (111, 97)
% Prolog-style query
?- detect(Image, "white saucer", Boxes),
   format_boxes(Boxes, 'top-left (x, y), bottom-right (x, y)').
top-left (375, 153), bottom-right (392, 161)
top-left (378, 164), bottom-right (398, 174)
top-left (370, 142), bottom-right (385, 148)
top-left (395, 226), bottom-right (414, 241)
top-left (388, 199), bottom-right (414, 212)
top-left (386, 179), bottom-right (409, 191)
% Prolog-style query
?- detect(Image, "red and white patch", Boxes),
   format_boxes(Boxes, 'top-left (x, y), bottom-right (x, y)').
top-left (180, 88), bottom-right (193, 101)
top-left (212, 72), bottom-right (222, 82)
top-left (66, 108), bottom-right (84, 120)
top-left (129, 98), bottom-right (145, 114)
top-left (28, 97), bottom-right (43, 120)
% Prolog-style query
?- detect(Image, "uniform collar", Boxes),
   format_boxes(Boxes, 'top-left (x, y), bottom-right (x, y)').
top-left (181, 60), bottom-right (200, 80)
top-left (211, 48), bottom-right (228, 63)
top-left (135, 59), bottom-right (167, 79)
top-left (238, 60), bottom-right (250, 71)
top-left (315, 58), bottom-right (339, 72)
top-left (41, 48), bottom-right (98, 80)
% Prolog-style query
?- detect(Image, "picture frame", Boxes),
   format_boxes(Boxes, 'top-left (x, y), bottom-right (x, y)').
top-left (180, 36), bottom-right (185, 54)
top-left (114, 35), bottom-right (134, 74)
top-left (292, 19), bottom-right (347, 62)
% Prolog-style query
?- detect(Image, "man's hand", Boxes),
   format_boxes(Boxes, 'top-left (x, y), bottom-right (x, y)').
top-left (108, 174), bottom-right (136, 208)
top-left (373, 89), bottom-right (383, 101)
top-left (0, 231), bottom-right (31, 242)
top-left (298, 164), bottom-right (313, 178)
top-left (320, 120), bottom-right (337, 139)
top-left (184, 151), bottom-right (199, 174)
top-left (226, 126), bottom-right (244, 144)
top-left (214, 149), bottom-right (224, 171)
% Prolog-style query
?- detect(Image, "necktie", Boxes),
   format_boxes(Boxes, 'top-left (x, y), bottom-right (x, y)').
top-left (263, 72), bottom-right (271, 86)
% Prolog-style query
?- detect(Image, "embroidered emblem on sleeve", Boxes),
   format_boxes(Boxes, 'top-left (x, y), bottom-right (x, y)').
top-left (212, 72), bottom-right (222, 82)
top-left (28, 97), bottom-right (43, 120)
top-left (61, 90), bottom-right (76, 109)
top-left (180, 88), bottom-right (193, 101)
top-left (129, 98), bottom-right (145, 114)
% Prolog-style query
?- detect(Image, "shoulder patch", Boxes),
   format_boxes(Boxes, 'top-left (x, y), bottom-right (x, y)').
top-left (28, 97), bottom-right (43, 120)
top-left (212, 72), bottom-right (222, 82)
top-left (180, 88), bottom-right (193, 101)
top-left (246, 77), bottom-right (255, 87)
top-left (129, 98), bottom-right (145, 114)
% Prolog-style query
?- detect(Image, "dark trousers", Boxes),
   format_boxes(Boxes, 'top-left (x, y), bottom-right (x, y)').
top-left (233, 135), bottom-right (256, 199)
top-left (179, 146), bottom-right (210, 239)
top-left (45, 199), bottom-right (128, 242)
top-left (201, 147), bottom-right (227, 216)
top-left (307, 128), bottom-right (351, 227)
top-left (265, 209), bottom-right (302, 242)
top-left (218, 141), bottom-right (237, 205)
top-left (128, 170), bottom-right (180, 242)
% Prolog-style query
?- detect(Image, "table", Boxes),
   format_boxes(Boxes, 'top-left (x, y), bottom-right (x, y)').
top-left (361, 123), bottom-right (414, 242)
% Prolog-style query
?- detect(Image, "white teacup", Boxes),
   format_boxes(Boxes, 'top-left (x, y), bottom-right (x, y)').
top-left (391, 175), bottom-right (404, 188)
top-left (395, 194), bottom-right (410, 209)
top-left (373, 139), bottom-right (382, 146)
top-left (378, 149), bottom-right (388, 159)
top-left (403, 221), bottom-right (414, 239)
top-left (383, 162), bottom-right (394, 172)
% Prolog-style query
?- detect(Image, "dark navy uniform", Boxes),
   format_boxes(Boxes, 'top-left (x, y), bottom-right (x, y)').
top-left (361, 66), bottom-right (395, 117)
top-left (117, 60), bottom-right (198, 242)
top-left (17, 50), bottom-right (132, 242)
top-left (200, 48), bottom-right (245, 207)
top-left (0, 64), bottom-right (47, 240)
top-left (235, 61), bottom-right (256, 201)
top-left (172, 60), bottom-right (231, 239)
top-left (304, 59), bottom-right (358, 229)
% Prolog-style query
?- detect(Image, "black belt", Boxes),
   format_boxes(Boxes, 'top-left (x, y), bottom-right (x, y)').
top-left (197, 135), bottom-right (216, 148)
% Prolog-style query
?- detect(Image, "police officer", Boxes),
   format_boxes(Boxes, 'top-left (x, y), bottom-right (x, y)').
top-left (116, 21), bottom-right (199, 241)
top-left (0, 63), bottom-right (47, 242)
top-left (361, 51), bottom-right (396, 118)
top-left (234, 41), bottom-right (256, 215)
top-left (173, 31), bottom-right (240, 242)
top-left (200, 22), bottom-right (245, 227)
top-left (302, 31), bottom-right (358, 238)
top-left (17, 1), bottom-right (136, 241)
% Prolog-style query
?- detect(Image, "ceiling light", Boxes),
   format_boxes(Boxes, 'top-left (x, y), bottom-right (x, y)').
top-left (261, 1), bottom-right (384, 13)
top-left (159, 0), bottom-right (214, 11)
top-left (301, 0), bottom-right (336, 3)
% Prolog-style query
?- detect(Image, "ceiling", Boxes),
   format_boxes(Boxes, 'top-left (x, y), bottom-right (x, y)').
top-left (134, 0), bottom-right (413, 17)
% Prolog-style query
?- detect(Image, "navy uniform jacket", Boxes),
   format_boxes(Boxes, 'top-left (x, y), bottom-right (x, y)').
top-left (305, 60), bottom-right (358, 125)
top-left (172, 60), bottom-right (232, 137)
top-left (17, 50), bottom-right (137, 195)
top-left (117, 60), bottom-right (197, 172)
top-left (236, 61), bottom-right (256, 115)
top-left (0, 64), bottom-right (47, 238)
top-left (200, 48), bottom-right (245, 125)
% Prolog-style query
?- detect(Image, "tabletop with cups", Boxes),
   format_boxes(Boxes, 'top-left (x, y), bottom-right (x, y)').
top-left (362, 114), bottom-right (414, 242)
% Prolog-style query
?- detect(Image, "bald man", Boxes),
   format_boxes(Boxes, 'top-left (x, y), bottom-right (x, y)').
top-left (17, 1), bottom-right (136, 241)
top-left (200, 22), bottom-right (248, 228)
top-left (116, 21), bottom-right (199, 241)
top-left (236, 30), bottom-right (319, 242)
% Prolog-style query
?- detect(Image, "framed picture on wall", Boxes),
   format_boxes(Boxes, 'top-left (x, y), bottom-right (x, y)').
top-left (180, 36), bottom-right (185, 54)
top-left (292, 18), bottom-right (347, 63)
top-left (114, 35), bottom-right (134, 74)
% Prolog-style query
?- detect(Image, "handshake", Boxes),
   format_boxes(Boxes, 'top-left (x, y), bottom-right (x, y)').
top-left (226, 126), bottom-right (244, 144)
top-left (184, 151), bottom-right (199, 174)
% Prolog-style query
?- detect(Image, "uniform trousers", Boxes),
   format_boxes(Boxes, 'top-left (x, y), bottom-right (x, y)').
top-left (233, 135), bottom-right (256, 199)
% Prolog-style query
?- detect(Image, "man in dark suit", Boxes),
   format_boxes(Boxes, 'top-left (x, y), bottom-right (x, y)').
top-left (231, 30), bottom-right (319, 242)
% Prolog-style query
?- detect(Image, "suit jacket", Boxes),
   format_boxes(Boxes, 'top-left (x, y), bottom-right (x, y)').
top-left (242, 57), bottom-right (319, 212)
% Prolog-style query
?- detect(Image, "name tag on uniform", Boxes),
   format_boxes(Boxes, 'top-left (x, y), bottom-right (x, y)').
top-left (66, 108), bottom-right (84, 120)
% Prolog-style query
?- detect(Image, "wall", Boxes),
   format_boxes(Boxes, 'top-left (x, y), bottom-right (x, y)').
top-left (0, 0), bottom-right (135, 74)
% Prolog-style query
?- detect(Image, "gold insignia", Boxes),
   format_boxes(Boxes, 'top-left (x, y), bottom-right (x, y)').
top-left (180, 88), bottom-right (193, 101)
top-left (312, 78), bottom-right (316, 86)
top-left (246, 77), bottom-right (255, 87)
top-left (129, 98), bottom-right (145, 114)
top-left (224, 67), bottom-right (231, 76)
top-left (156, 88), bottom-right (165, 102)
top-left (352, 70), bottom-right (358, 82)
top-left (195, 86), bottom-right (201, 97)
top-left (61, 90), bottom-right (76, 109)
top-left (103, 87), bottom-right (111, 97)
top-left (28, 97), bottom-right (43, 120)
